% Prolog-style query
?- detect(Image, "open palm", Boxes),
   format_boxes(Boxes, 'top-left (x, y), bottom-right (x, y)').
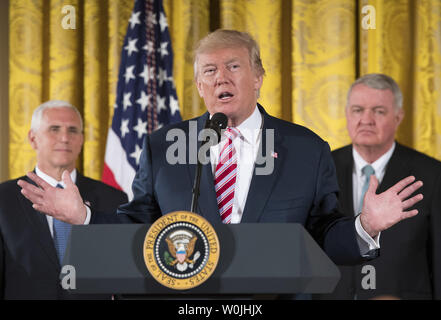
top-left (18, 171), bottom-right (86, 224)
top-left (360, 175), bottom-right (423, 237)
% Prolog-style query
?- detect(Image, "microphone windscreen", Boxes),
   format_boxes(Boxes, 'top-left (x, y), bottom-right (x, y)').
top-left (203, 113), bottom-right (228, 144)
top-left (210, 112), bottom-right (228, 130)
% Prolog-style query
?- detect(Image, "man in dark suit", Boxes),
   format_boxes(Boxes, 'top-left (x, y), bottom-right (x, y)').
top-left (316, 74), bottom-right (441, 300)
top-left (18, 31), bottom-right (423, 271)
top-left (0, 100), bottom-right (128, 299)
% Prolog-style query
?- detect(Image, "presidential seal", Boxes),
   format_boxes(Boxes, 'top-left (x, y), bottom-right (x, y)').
top-left (143, 211), bottom-right (220, 290)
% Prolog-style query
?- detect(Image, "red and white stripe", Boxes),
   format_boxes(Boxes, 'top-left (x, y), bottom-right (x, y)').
top-left (102, 129), bottom-right (136, 200)
top-left (214, 128), bottom-right (240, 224)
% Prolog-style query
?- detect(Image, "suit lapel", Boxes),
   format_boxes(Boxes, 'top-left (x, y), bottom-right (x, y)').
top-left (76, 173), bottom-right (94, 207)
top-left (377, 143), bottom-right (410, 193)
top-left (187, 113), bottom-right (220, 224)
top-left (241, 107), bottom-right (283, 222)
top-left (198, 160), bottom-right (220, 223)
top-left (19, 176), bottom-right (60, 269)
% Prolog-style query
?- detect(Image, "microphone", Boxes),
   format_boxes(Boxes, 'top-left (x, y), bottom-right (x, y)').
top-left (206, 112), bottom-right (228, 143)
top-left (191, 113), bottom-right (228, 213)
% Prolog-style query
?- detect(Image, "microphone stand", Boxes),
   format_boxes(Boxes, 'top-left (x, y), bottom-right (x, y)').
top-left (190, 122), bottom-right (211, 213)
top-left (190, 113), bottom-right (227, 213)
top-left (191, 151), bottom-right (205, 213)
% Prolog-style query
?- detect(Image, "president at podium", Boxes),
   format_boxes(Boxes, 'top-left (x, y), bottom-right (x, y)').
top-left (19, 29), bottom-right (423, 270)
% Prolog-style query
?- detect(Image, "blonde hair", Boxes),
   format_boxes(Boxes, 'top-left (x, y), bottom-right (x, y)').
top-left (193, 29), bottom-right (266, 79)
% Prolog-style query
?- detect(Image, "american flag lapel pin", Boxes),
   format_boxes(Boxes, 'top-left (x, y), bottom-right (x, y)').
top-left (271, 151), bottom-right (278, 158)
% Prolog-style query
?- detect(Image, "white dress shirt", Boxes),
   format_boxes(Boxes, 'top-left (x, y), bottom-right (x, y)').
top-left (351, 143), bottom-right (395, 253)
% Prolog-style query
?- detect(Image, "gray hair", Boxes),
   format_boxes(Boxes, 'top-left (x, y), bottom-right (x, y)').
top-left (193, 29), bottom-right (266, 80)
top-left (347, 73), bottom-right (403, 109)
top-left (30, 100), bottom-right (83, 131)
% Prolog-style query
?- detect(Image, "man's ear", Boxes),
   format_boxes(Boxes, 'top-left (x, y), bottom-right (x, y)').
top-left (28, 130), bottom-right (38, 150)
top-left (396, 108), bottom-right (404, 126)
top-left (195, 78), bottom-right (204, 98)
top-left (254, 74), bottom-right (263, 91)
top-left (79, 131), bottom-right (85, 149)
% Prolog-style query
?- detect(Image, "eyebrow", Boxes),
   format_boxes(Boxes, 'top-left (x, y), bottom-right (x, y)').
top-left (201, 63), bottom-right (216, 69)
top-left (201, 58), bottom-right (241, 68)
top-left (350, 105), bottom-right (387, 109)
top-left (225, 58), bottom-right (240, 64)
top-left (48, 124), bottom-right (81, 130)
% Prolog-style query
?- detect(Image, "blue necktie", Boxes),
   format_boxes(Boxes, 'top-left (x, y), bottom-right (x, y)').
top-left (53, 184), bottom-right (71, 265)
top-left (358, 165), bottom-right (375, 214)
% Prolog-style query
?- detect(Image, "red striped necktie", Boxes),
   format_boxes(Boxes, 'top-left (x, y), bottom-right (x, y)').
top-left (214, 127), bottom-right (241, 224)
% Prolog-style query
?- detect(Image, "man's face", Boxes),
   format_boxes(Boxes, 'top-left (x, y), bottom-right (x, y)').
top-left (195, 46), bottom-right (263, 127)
top-left (346, 84), bottom-right (403, 152)
top-left (29, 107), bottom-right (84, 173)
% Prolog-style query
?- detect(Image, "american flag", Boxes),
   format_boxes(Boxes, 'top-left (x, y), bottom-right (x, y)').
top-left (102, 0), bottom-right (181, 199)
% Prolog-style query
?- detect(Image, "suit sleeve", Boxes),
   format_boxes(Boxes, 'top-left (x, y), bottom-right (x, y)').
top-left (0, 228), bottom-right (4, 299)
top-left (0, 183), bottom-right (6, 299)
top-left (431, 171), bottom-right (441, 299)
top-left (92, 135), bottom-right (161, 224)
top-left (306, 141), bottom-right (366, 265)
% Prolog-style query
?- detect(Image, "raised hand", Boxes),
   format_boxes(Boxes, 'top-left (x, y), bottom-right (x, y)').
top-left (360, 175), bottom-right (423, 238)
top-left (17, 171), bottom-right (87, 225)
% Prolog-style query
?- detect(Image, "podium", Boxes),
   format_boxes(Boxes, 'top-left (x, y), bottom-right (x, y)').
top-left (63, 223), bottom-right (340, 296)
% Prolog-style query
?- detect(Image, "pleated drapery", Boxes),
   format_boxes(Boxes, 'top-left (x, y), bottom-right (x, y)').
top-left (8, 0), bottom-right (441, 180)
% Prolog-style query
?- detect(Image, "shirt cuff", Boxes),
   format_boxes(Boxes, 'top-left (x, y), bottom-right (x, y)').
top-left (355, 214), bottom-right (381, 255)
top-left (83, 204), bottom-right (91, 225)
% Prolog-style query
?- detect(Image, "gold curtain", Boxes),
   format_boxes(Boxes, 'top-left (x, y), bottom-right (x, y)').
top-left (9, 0), bottom-right (441, 180)
top-left (9, 0), bottom-right (133, 180)
top-left (359, 0), bottom-right (441, 159)
top-left (292, 0), bottom-right (356, 150)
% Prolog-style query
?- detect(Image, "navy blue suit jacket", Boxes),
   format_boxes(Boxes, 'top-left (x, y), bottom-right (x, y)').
top-left (93, 105), bottom-right (369, 265)
top-left (0, 173), bottom-right (128, 299)
top-left (316, 143), bottom-right (441, 299)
